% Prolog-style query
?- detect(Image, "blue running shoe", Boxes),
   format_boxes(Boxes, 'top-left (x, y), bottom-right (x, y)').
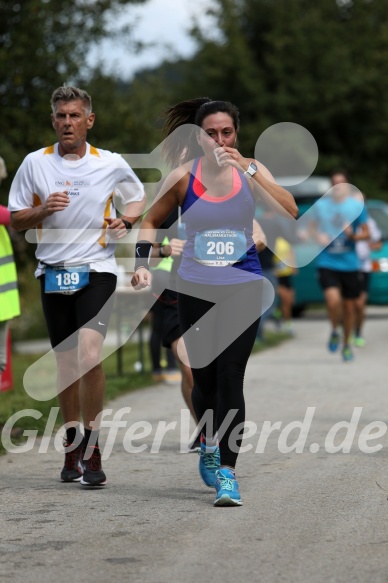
top-left (214, 468), bottom-right (242, 506)
top-left (342, 345), bottom-right (354, 362)
top-left (328, 330), bottom-right (340, 352)
top-left (198, 436), bottom-right (220, 488)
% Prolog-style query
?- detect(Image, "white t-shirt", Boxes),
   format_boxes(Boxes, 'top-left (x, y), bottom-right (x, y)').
top-left (356, 216), bottom-right (381, 272)
top-left (8, 143), bottom-right (144, 277)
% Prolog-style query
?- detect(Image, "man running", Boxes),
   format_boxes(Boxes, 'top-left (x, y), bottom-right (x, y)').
top-left (310, 170), bottom-right (369, 361)
top-left (8, 86), bottom-right (145, 485)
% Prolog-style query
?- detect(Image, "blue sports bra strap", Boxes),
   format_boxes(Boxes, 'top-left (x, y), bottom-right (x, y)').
top-left (188, 157), bottom-right (201, 189)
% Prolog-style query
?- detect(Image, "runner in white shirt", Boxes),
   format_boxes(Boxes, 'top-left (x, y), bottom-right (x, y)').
top-left (8, 86), bottom-right (145, 487)
top-left (10, 143), bottom-right (143, 274)
top-left (353, 207), bottom-right (382, 346)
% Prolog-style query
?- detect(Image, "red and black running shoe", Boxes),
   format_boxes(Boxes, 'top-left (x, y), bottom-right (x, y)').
top-left (60, 440), bottom-right (84, 482)
top-left (80, 445), bottom-right (107, 487)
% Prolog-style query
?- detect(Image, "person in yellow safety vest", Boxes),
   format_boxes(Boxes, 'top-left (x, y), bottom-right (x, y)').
top-left (0, 156), bottom-right (20, 381)
top-left (274, 236), bottom-right (296, 336)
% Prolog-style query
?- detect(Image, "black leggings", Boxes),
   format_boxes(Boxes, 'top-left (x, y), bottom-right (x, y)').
top-left (150, 299), bottom-right (177, 372)
top-left (177, 276), bottom-right (261, 468)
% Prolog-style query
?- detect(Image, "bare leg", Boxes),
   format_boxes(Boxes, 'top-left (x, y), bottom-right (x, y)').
top-left (55, 346), bottom-right (81, 427)
top-left (78, 328), bottom-right (105, 430)
top-left (324, 287), bottom-right (342, 330)
top-left (354, 291), bottom-right (367, 336)
top-left (76, 328), bottom-right (108, 484)
top-left (277, 285), bottom-right (294, 321)
top-left (342, 298), bottom-right (356, 346)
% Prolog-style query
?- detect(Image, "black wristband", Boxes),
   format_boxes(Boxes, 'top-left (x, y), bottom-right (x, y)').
top-left (134, 240), bottom-right (153, 271)
top-left (159, 245), bottom-right (165, 258)
top-left (121, 219), bottom-right (132, 231)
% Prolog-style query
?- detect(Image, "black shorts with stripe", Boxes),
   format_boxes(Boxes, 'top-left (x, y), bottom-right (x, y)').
top-left (39, 272), bottom-right (117, 351)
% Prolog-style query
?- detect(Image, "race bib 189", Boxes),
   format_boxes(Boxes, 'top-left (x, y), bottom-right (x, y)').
top-left (194, 230), bottom-right (247, 266)
top-left (45, 264), bottom-right (90, 294)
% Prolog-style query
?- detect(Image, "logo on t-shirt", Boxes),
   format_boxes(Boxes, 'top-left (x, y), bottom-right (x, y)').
top-left (55, 179), bottom-right (91, 187)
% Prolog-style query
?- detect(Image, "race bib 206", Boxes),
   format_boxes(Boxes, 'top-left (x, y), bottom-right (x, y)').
top-left (194, 230), bottom-right (247, 266)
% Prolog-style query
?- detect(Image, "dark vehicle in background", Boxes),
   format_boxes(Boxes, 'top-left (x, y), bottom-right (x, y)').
top-left (266, 177), bottom-right (388, 315)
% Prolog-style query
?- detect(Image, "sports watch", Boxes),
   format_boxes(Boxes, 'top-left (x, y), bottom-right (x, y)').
top-left (244, 162), bottom-right (258, 178)
top-left (121, 219), bottom-right (132, 231)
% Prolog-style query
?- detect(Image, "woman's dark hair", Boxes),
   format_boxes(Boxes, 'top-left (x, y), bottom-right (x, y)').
top-left (161, 97), bottom-right (240, 167)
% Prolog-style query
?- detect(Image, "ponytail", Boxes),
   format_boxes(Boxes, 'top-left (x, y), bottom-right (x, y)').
top-left (162, 97), bottom-right (211, 167)
top-left (161, 97), bottom-right (240, 168)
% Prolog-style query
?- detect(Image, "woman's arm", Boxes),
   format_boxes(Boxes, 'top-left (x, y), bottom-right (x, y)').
top-left (248, 161), bottom-right (299, 219)
top-left (136, 164), bottom-right (190, 240)
top-left (214, 146), bottom-right (298, 218)
top-left (131, 167), bottom-right (188, 289)
top-left (252, 218), bottom-right (267, 252)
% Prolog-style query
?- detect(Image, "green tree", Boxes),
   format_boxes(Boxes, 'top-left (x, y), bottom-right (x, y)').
top-left (0, 0), bottom-right (147, 194)
top-left (238, 0), bottom-right (388, 196)
top-left (175, 0), bottom-right (267, 157)
top-left (0, 0), bottom-right (150, 334)
top-left (153, 0), bottom-right (388, 198)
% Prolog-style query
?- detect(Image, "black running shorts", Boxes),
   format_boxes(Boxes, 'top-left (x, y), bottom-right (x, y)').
top-left (318, 268), bottom-right (362, 299)
top-left (40, 272), bottom-right (117, 351)
top-left (359, 271), bottom-right (370, 294)
top-left (277, 275), bottom-right (293, 289)
top-left (161, 290), bottom-right (181, 348)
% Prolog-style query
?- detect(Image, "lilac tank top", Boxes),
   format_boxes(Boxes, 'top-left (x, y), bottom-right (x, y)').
top-left (178, 157), bottom-right (263, 285)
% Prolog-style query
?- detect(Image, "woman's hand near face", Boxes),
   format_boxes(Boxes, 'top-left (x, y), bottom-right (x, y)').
top-left (213, 146), bottom-right (249, 172)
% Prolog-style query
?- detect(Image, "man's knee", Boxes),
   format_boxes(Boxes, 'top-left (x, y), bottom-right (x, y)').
top-left (79, 329), bottom-right (104, 374)
top-left (324, 287), bottom-right (341, 308)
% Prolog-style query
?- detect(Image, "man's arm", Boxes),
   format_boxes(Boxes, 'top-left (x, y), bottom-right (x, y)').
top-left (345, 222), bottom-right (369, 242)
top-left (106, 195), bottom-right (147, 239)
top-left (10, 191), bottom-right (70, 231)
top-left (308, 219), bottom-right (331, 246)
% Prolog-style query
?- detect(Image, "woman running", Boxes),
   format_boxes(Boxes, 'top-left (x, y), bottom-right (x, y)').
top-left (132, 98), bottom-right (297, 506)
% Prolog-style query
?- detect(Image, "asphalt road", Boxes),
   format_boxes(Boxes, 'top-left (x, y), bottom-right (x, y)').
top-left (1, 308), bottom-right (388, 583)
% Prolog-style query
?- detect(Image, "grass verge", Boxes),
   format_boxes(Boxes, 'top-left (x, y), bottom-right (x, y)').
top-left (0, 330), bottom-right (291, 455)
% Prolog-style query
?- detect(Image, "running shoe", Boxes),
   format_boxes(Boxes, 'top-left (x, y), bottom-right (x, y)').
top-left (354, 335), bottom-right (365, 348)
top-left (272, 308), bottom-right (282, 328)
top-left (342, 345), bottom-right (354, 362)
top-left (328, 330), bottom-right (340, 352)
top-left (80, 445), bottom-right (107, 487)
top-left (60, 439), bottom-right (84, 482)
top-left (198, 435), bottom-right (220, 488)
top-left (214, 468), bottom-right (243, 507)
top-left (162, 370), bottom-right (182, 384)
top-left (280, 320), bottom-right (295, 336)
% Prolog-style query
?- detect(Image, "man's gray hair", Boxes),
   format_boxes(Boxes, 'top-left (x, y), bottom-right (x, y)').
top-left (51, 86), bottom-right (92, 115)
top-left (0, 156), bottom-right (7, 181)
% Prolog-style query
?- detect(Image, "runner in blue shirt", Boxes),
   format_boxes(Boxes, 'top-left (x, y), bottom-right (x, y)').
top-left (310, 169), bottom-right (369, 361)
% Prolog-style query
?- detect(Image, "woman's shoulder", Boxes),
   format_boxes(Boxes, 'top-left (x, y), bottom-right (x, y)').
top-left (164, 159), bottom-right (198, 191)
